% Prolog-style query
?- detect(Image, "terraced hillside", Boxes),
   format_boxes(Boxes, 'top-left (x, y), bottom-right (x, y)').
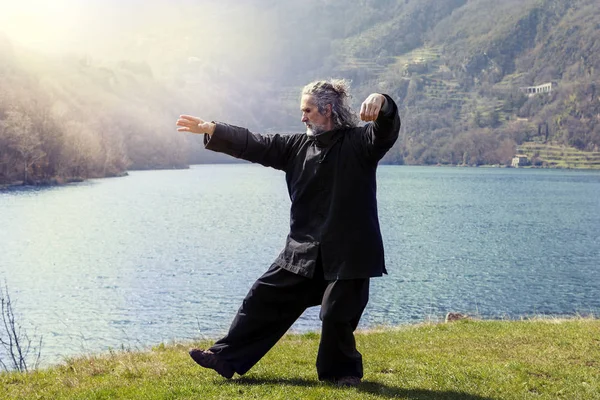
top-left (323, 0), bottom-right (600, 167)
top-left (519, 142), bottom-right (600, 169)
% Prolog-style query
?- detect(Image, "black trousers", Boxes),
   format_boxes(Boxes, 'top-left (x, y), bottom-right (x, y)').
top-left (209, 262), bottom-right (370, 380)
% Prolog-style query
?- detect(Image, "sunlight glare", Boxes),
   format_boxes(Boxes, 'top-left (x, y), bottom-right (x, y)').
top-left (0, 0), bottom-right (85, 51)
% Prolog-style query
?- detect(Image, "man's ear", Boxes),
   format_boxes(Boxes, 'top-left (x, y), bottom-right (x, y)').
top-left (325, 104), bottom-right (332, 117)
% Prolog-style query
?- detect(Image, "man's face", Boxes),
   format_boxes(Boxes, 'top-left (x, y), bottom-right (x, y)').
top-left (301, 94), bottom-right (332, 135)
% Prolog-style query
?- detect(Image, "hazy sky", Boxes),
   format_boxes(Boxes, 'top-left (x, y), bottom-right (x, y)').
top-left (0, 0), bottom-right (241, 57)
top-left (1, 0), bottom-right (114, 51)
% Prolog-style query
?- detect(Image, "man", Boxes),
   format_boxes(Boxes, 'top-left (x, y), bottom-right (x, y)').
top-left (176, 79), bottom-right (400, 386)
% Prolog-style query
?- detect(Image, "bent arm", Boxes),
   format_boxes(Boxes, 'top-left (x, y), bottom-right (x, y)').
top-left (362, 94), bottom-right (401, 163)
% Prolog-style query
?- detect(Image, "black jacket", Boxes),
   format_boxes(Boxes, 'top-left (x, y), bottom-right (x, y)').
top-left (205, 94), bottom-right (400, 279)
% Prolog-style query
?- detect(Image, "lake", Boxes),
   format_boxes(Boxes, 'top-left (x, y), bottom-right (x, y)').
top-left (1, 165), bottom-right (599, 366)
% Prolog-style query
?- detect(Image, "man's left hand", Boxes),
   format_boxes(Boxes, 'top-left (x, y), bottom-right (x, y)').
top-left (360, 93), bottom-right (386, 122)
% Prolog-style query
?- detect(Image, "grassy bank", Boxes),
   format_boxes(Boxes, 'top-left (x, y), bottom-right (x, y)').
top-left (1, 319), bottom-right (599, 399)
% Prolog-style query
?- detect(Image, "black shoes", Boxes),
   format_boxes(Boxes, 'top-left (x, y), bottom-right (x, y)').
top-left (189, 348), bottom-right (361, 386)
top-left (189, 348), bottom-right (235, 379)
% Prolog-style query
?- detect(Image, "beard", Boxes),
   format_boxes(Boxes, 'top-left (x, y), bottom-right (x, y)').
top-left (305, 122), bottom-right (327, 136)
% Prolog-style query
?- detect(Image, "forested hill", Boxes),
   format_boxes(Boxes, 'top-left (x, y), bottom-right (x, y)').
top-left (297, 0), bottom-right (600, 165)
top-left (1, 0), bottom-right (599, 185)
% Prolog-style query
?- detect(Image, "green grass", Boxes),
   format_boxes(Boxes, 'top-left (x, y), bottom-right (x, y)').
top-left (2, 319), bottom-right (599, 399)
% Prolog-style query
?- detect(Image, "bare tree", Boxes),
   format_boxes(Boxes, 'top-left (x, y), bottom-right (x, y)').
top-left (0, 284), bottom-right (42, 372)
top-left (1, 111), bottom-right (46, 184)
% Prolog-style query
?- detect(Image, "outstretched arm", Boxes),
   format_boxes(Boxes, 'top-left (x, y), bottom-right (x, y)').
top-left (176, 115), bottom-right (296, 171)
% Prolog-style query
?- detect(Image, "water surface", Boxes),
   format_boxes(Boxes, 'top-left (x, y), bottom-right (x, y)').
top-left (1, 165), bottom-right (599, 365)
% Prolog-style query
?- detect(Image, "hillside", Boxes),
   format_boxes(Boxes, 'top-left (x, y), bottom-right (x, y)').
top-left (319, 0), bottom-right (600, 165)
top-left (1, 0), bottom-right (599, 185)
top-left (519, 142), bottom-right (600, 169)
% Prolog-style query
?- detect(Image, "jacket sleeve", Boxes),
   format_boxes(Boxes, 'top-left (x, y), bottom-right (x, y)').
top-left (204, 122), bottom-right (296, 171)
top-left (361, 94), bottom-right (401, 163)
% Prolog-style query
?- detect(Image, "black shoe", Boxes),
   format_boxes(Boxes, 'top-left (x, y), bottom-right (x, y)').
top-left (335, 376), bottom-right (361, 387)
top-left (189, 348), bottom-right (235, 379)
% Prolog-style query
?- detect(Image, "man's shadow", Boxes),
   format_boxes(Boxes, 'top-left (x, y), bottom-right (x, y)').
top-left (227, 377), bottom-right (495, 400)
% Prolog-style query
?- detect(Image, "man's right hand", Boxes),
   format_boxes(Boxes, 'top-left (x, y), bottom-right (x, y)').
top-left (176, 115), bottom-right (216, 136)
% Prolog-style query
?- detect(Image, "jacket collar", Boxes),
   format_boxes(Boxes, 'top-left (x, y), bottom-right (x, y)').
top-left (308, 128), bottom-right (343, 148)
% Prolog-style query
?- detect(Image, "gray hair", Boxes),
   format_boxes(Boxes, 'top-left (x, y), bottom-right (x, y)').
top-left (302, 79), bottom-right (358, 129)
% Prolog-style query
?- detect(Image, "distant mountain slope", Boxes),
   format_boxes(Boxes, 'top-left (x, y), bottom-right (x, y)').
top-left (324, 0), bottom-right (599, 165)
top-left (2, 0), bottom-right (599, 186)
